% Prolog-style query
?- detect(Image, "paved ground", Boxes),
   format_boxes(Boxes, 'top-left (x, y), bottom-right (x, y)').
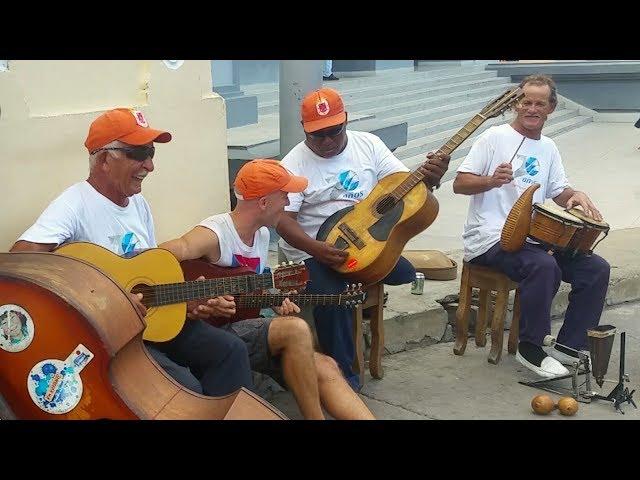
top-left (270, 301), bottom-right (639, 419)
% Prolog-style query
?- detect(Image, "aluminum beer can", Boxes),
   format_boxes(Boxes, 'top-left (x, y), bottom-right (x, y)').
top-left (411, 272), bottom-right (425, 295)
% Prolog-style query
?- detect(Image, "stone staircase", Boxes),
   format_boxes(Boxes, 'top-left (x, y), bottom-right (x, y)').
top-left (233, 64), bottom-right (595, 181)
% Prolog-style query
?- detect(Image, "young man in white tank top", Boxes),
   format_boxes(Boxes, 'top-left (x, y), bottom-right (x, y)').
top-left (160, 159), bottom-right (375, 420)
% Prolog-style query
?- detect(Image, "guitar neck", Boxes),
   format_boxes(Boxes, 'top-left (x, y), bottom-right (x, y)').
top-left (235, 293), bottom-right (358, 308)
top-left (148, 273), bottom-right (274, 307)
top-left (391, 113), bottom-right (488, 199)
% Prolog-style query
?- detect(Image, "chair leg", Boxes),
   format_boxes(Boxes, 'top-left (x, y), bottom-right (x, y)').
top-left (475, 289), bottom-right (490, 347)
top-left (369, 283), bottom-right (385, 379)
top-left (454, 266), bottom-right (472, 356)
top-left (352, 304), bottom-right (365, 388)
top-left (488, 286), bottom-right (508, 365)
top-left (508, 289), bottom-right (520, 355)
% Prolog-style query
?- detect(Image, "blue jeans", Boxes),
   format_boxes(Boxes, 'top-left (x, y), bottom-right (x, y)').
top-left (323, 60), bottom-right (333, 77)
top-left (146, 319), bottom-right (254, 396)
top-left (304, 256), bottom-right (416, 391)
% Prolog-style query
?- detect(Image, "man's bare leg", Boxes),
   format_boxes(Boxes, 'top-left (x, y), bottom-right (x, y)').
top-left (267, 316), bottom-right (324, 419)
top-left (314, 353), bottom-right (375, 420)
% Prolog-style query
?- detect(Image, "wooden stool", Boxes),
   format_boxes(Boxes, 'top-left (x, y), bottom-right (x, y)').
top-left (453, 262), bottom-right (520, 364)
top-left (352, 283), bottom-right (385, 387)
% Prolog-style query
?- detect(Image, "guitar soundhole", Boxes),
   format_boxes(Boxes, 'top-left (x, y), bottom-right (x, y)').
top-left (376, 195), bottom-right (395, 215)
top-left (131, 283), bottom-right (153, 307)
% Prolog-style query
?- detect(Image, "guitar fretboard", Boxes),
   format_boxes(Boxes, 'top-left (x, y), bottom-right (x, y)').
top-left (146, 273), bottom-right (274, 307)
top-left (235, 293), bottom-right (362, 308)
top-left (388, 113), bottom-right (487, 202)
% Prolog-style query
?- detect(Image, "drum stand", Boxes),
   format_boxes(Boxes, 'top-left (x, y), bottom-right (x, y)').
top-left (519, 330), bottom-right (636, 414)
top-left (588, 331), bottom-right (636, 413)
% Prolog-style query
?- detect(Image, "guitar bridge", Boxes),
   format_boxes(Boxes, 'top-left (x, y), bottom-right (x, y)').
top-left (338, 223), bottom-right (365, 250)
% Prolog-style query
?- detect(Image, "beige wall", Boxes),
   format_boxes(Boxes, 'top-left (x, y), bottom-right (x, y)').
top-left (0, 60), bottom-right (230, 250)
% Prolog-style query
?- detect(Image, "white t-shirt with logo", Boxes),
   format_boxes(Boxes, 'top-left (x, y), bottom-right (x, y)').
top-left (457, 124), bottom-right (570, 261)
top-left (199, 213), bottom-right (269, 274)
top-left (279, 130), bottom-right (409, 263)
top-left (18, 181), bottom-right (156, 254)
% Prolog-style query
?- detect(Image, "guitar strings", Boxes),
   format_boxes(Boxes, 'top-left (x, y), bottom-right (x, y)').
top-left (132, 273), bottom-right (274, 304)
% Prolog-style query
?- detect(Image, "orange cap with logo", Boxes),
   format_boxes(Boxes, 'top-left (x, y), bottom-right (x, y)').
top-left (300, 87), bottom-right (347, 133)
top-left (234, 159), bottom-right (308, 200)
top-left (84, 108), bottom-right (172, 153)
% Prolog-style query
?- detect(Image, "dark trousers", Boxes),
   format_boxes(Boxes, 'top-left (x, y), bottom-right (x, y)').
top-left (470, 242), bottom-right (610, 350)
top-left (304, 256), bottom-right (416, 390)
top-left (145, 319), bottom-right (254, 396)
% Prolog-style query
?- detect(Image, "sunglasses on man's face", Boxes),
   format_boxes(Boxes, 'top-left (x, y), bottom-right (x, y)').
top-left (307, 123), bottom-right (346, 139)
top-left (92, 146), bottom-right (155, 161)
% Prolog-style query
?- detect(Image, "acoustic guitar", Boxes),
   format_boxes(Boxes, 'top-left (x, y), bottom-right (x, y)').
top-left (316, 87), bottom-right (525, 285)
top-left (54, 242), bottom-right (308, 342)
top-left (181, 258), bottom-right (364, 327)
top-left (0, 252), bottom-right (286, 420)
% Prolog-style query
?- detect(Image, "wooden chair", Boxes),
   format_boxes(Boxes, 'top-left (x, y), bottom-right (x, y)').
top-left (453, 262), bottom-right (520, 364)
top-left (353, 282), bottom-right (385, 387)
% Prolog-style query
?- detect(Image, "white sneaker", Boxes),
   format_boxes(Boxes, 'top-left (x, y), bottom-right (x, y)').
top-left (546, 346), bottom-right (589, 366)
top-left (516, 350), bottom-right (570, 378)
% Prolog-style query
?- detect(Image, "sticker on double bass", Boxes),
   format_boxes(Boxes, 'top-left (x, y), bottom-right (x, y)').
top-left (0, 304), bottom-right (35, 353)
top-left (27, 344), bottom-right (94, 415)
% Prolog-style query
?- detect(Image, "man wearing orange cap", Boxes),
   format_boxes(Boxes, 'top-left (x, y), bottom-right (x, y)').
top-left (276, 87), bottom-right (451, 391)
top-left (158, 159), bottom-right (376, 419)
top-left (11, 108), bottom-right (255, 398)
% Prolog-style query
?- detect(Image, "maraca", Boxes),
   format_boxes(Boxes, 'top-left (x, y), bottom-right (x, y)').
top-left (531, 394), bottom-right (555, 415)
top-left (530, 394), bottom-right (579, 416)
top-left (556, 396), bottom-right (579, 416)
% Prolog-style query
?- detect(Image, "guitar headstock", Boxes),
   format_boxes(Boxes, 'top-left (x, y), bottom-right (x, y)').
top-left (480, 87), bottom-right (524, 119)
top-left (341, 283), bottom-right (365, 308)
top-left (273, 261), bottom-right (309, 291)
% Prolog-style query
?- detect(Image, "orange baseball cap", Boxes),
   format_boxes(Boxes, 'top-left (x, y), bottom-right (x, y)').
top-left (84, 108), bottom-right (172, 153)
top-left (234, 159), bottom-right (308, 200)
top-left (301, 87), bottom-right (347, 133)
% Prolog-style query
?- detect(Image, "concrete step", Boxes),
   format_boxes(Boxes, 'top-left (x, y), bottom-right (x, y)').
top-left (406, 107), bottom-right (577, 141)
top-left (242, 65), bottom-right (488, 98)
top-left (375, 93), bottom-right (514, 128)
top-left (400, 115), bottom-right (594, 182)
top-left (249, 70), bottom-right (500, 105)
top-left (250, 69), bottom-right (502, 107)
top-left (248, 65), bottom-right (485, 94)
top-left (361, 83), bottom-right (517, 121)
top-left (258, 76), bottom-right (513, 116)
top-left (374, 86), bottom-right (593, 135)
top-left (415, 60), bottom-right (464, 71)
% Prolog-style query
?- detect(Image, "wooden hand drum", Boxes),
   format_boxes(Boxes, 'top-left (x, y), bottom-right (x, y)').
top-left (566, 207), bottom-right (610, 255)
top-left (529, 203), bottom-right (584, 252)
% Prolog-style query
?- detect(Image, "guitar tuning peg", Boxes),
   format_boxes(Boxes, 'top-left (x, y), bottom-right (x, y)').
top-left (357, 283), bottom-right (362, 287)
top-left (289, 261), bottom-right (293, 265)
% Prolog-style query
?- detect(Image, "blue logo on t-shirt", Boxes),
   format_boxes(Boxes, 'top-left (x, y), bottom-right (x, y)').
top-left (330, 170), bottom-right (364, 200)
top-left (121, 232), bottom-right (138, 254)
top-left (338, 170), bottom-right (360, 191)
top-left (524, 156), bottom-right (539, 176)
